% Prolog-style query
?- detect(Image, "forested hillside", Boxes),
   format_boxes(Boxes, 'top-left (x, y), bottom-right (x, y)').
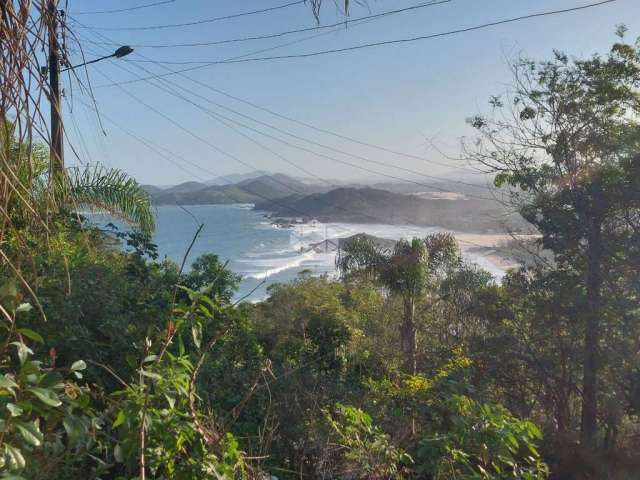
top-left (259, 186), bottom-right (527, 232)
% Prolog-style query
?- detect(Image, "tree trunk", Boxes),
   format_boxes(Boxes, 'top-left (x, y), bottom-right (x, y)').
top-left (580, 214), bottom-right (602, 448)
top-left (401, 297), bottom-right (417, 374)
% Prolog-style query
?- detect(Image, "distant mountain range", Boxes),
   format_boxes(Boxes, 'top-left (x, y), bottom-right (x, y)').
top-left (143, 172), bottom-right (525, 233)
top-left (144, 173), bottom-right (327, 206)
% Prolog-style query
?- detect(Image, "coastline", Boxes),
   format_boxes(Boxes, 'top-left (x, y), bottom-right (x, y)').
top-left (143, 205), bottom-right (533, 302)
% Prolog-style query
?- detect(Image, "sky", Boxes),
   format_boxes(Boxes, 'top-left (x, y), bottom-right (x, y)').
top-left (61, 0), bottom-right (640, 186)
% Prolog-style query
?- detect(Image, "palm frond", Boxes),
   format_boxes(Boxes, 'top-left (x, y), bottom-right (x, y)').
top-left (66, 165), bottom-right (155, 235)
top-left (336, 234), bottom-right (385, 278)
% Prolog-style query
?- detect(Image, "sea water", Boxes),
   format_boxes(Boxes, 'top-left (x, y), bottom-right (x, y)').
top-left (93, 204), bottom-right (507, 302)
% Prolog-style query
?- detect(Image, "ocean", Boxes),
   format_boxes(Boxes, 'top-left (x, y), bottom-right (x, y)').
top-left (95, 204), bottom-right (508, 302)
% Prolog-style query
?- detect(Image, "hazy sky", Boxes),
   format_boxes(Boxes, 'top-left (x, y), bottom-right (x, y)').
top-left (62, 0), bottom-right (638, 186)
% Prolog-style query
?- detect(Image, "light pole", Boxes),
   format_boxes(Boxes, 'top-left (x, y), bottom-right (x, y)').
top-left (47, 0), bottom-right (133, 183)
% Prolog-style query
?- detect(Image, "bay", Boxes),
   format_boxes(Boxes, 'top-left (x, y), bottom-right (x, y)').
top-left (94, 204), bottom-right (509, 302)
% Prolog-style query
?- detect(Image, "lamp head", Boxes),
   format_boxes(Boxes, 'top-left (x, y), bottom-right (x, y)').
top-left (114, 46), bottom-right (134, 58)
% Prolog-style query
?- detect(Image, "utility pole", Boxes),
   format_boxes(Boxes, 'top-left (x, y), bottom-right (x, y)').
top-left (47, 0), bottom-right (63, 184)
top-left (44, 0), bottom-right (132, 185)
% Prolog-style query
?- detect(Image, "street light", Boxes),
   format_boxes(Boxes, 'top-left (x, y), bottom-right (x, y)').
top-left (48, 40), bottom-right (134, 183)
top-left (61, 45), bottom-right (134, 72)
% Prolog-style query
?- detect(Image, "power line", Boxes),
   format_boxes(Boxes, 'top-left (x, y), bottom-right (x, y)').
top-left (116, 0), bottom-right (618, 66)
top-left (74, 98), bottom-right (204, 179)
top-left (70, 12), bottom-right (377, 88)
top-left (79, 13), bottom-right (474, 172)
top-left (84, 1), bottom-right (450, 49)
top-left (76, 20), bottom-right (480, 179)
top-left (73, 1), bottom-right (175, 15)
top-left (75, 61), bottom-right (510, 251)
top-left (86, 64), bottom-right (497, 245)
top-left (167, 78), bottom-right (471, 171)
top-left (71, 23), bottom-right (518, 246)
top-left (73, 15), bottom-right (473, 175)
top-left (83, 35), bottom-right (493, 199)
top-left (77, 0), bottom-right (306, 31)
top-left (124, 55), bottom-right (485, 189)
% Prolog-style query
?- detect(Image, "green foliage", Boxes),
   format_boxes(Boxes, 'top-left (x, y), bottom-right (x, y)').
top-left (0, 282), bottom-right (96, 479)
top-left (467, 34), bottom-right (640, 458)
top-left (325, 403), bottom-right (411, 479)
top-left (5, 35), bottom-right (640, 480)
top-left (182, 253), bottom-right (241, 304)
top-left (432, 396), bottom-right (549, 480)
top-left (66, 165), bottom-right (155, 235)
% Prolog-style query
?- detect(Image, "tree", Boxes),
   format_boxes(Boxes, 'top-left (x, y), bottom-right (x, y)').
top-left (337, 233), bottom-right (459, 373)
top-left (467, 37), bottom-right (640, 447)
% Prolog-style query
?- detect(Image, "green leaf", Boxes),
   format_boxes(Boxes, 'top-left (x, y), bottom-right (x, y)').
top-left (0, 375), bottom-right (18, 392)
top-left (0, 281), bottom-right (17, 302)
top-left (4, 444), bottom-right (25, 470)
top-left (70, 360), bottom-right (87, 372)
top-left (140, 370), bottom-right (161, 380)
top-left (112, 410), bottom-right (127, 429)
top-left (16, 328), bottom-right (43, 344)
top-left (68, 166), bottom-right (155, 234)
top-left (28, 387), bottom-right (62, 407)
top-left (14, 421), bottom-right (42, 446)
top-left (63, 415), bottom-right (87, 443)
top-left (142, 355), bottom-right (157, 364)
top-left (6, 403), bottom-right (23, 417)
top-left (39, 372), bottom-right (64, 390)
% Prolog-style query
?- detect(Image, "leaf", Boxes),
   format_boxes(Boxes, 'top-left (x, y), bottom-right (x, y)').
top-left (63, 415), bottom-right (87, 443)
top-left (68, 166), bottom-right (155, 234)
top-left (39, 371), bottom-right (64, 390)
top-left (70, 360), bottom-right (87, 372)
top-left (0, 375), bottom-right (18, 392)
top-left (114, 443), bottom-right (124, 463)
top-left (14, 421), bottom-right (43, 446)
top-left (142, 355), bottom-right (157, 364)
top-left (10, 342), bottom-right (32, 365)
top-left (15, 303), bottom-right (33, 314)
top-left (0, 281), bottom-right (17, 302)
top-left (4, 444), bottom-right (25, 470)
top-left (112, 410), bottom-right (127, 429)
top-left (527, 422), bottom-right (543, 439)
top-left (192, 323), bottom-right (202, 349)
top-left (16, 328), bottom-right (43, 344)
top-left (140, 370), bottom-right (162, 380)
top-left (29, 387), bottom-right (62, 407)
top-left (6, 403), bottom-right (23, 417)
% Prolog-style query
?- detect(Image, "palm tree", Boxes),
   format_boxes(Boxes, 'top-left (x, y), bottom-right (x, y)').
top-left (2, 122), bottom-right (154, 236)
top-left (64, 166), bottom-right (155, 235)
top-left (337, 233), bottom-right (459, 373)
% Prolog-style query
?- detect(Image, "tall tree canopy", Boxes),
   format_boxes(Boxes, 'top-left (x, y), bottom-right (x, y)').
top-left (467, 34), bottom-right (640, 448)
